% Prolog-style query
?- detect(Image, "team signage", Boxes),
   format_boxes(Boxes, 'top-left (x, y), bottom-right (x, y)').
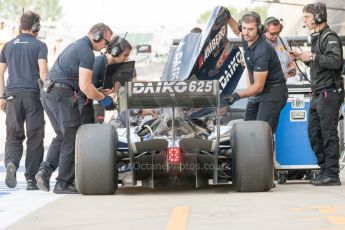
top-left (128, 80), bottom-right (217, 97)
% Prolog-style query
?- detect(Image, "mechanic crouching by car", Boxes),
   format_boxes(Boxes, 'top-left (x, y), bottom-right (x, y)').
top-left (226, 11), bottom-right (288, 134)
top-left (78, 35), bottom-right (132, 124)
top-left (35, 23), bottom-right (116, 194)
top-left (289, 2), bottom-right (343, 186)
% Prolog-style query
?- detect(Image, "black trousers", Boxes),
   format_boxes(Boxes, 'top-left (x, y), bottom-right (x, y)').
top-left (308, 90), bottom-right (341, 177)
top-left (4, 91), bottom-right (45, 181)
top-left (244, 82), bottom-right (288, 133)
top-left (40, 87), bottom-right (80, 183)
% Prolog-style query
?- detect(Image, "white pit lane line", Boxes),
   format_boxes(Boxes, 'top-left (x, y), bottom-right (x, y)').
top-left (0, 162), bottom-right (63, 229)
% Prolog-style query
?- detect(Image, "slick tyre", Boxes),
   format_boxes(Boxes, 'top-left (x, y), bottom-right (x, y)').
top-left (231, 121), bottom-right (273, 192)
top-left (76, 124), bottom-right (117, 195)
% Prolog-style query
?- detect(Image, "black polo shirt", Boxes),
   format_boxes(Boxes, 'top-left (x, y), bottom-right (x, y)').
top-left (243, 35), bottom-right (285, 85)
top-left (0, 33), bottom-right (48, 93)
top-left (78, 54), bottom-right (108, 100)
top-left (48, 36), bottom-right (94, 90)
top-left (92, 54), bottom-right (108, 88)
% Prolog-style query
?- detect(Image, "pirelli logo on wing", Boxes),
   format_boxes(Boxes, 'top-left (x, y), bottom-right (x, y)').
top-left (129, 81), bottom-right (217, 97)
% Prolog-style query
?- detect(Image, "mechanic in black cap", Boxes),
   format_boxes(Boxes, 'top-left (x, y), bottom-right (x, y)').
top-left (35, 23), bottom-right (115, 194)
top-left (0, 11), bottom-right (48, 190)
top-left (290, 2), bottom-right (343, 186)
top-left (79, 35), bottom-right (133, 124)
top-left (225, 11), bottom-right (288, 133)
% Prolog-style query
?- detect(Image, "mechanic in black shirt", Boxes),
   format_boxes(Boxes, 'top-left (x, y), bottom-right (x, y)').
top-left (290, 2), bottom-right (343, 186)
top-left (35, 23), bottom-right (115, 194)
top-left (79, 36), bottom-right (132, 124)
top-left (226, 12), bottom-right (288, 133)
top-left (0, 11), bottom-right (48, 190)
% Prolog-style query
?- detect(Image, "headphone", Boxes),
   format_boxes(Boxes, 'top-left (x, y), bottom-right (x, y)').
top-left (31, 15), bottom-right (40, 32)
top-left (238, 12), bottom-right (264, 35)
top-left (313, 2), bottom-right (326, 24)
top-left (110, 36), bottom-right (124, 57)
top-left (264, 17), bottom-right (283, 33)
top-left (92, 25), bottom-right (105, 43)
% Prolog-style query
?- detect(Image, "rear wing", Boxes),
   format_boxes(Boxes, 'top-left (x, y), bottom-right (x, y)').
top-left (126, 80), bottom-right (219, 109)
top-left (160, 6), bottom-right (244, 98)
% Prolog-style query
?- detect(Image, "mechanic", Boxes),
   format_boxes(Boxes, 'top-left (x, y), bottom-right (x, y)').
top-left (264, 16), bottom-right (304, 180)
top-left (35, 23), bottom-right (115, 194)
top-left (0, 11), bottom-right (48, 190)
top-left (78, 35), bottom-right (132, 124)
top-left (264, 17), bottom-right (297, 79)
top-left (289, 2), bottom-right (343, 186)
top-left (226, 11), bottom-right (288, 133)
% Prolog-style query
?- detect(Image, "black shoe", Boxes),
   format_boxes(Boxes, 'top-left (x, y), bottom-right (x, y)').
top-left (26, 180), bottom-right (39, 190)
top-left (311, 175), bottom-right (341, 186)
top-left (53, 182), bottom-right (79, 194)
top-left (35, 170), bottom-right (51, 192)
top-left (309, 172), bottom-right (324, 184)
top-left (5, 162), bottom-right (17, 188)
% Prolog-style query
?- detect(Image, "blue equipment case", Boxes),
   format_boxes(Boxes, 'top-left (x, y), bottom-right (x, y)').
top-left (275, 84), bottom-right (319, 183)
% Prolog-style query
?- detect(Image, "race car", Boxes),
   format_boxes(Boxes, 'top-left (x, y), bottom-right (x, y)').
top-left (75, 80), bottom-right (273, 195)
top-left (74, 6), bottom-right (274, 195)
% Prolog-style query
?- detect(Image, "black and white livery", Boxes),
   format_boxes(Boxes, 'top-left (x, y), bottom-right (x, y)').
top-left (74, 6), bottom-right (274, 195)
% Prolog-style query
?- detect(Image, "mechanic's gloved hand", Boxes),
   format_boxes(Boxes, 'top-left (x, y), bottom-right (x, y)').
top-left (99, 95), bottom-right (117, 111)
top-left (224, 7), bottom-right (231, 19)
top-left (225, 92), bottom-right (240, 105)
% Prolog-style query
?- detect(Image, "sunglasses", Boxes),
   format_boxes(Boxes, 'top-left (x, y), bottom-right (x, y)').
top-left (268, 31), bottom-right (280, 36)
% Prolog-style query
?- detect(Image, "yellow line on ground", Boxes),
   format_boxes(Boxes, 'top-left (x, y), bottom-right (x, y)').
top-left (166, 206), bottom-right (191, 230)
top-left (320, 207), bottom-right (340, 213)
top-left (292, 206), bottom-right (345, 213)
top-left (327, 216), bottom-right (345, 225)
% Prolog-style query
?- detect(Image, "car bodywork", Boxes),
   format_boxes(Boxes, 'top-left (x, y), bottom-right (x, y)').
top-left (75, 6), bottom-right (274, 195)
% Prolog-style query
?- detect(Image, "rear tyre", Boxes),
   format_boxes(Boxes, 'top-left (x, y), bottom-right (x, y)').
top-left (75, 124), bottom-right (117, 195)
top-left (232, 121), bottom-right (273, 192)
